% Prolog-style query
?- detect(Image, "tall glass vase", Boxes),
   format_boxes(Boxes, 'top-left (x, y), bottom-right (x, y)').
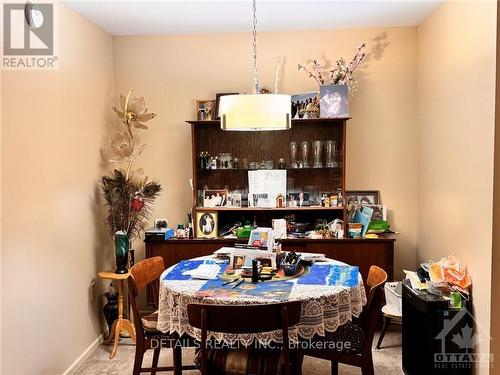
top-left (114, 231), bottom-right (129, 274)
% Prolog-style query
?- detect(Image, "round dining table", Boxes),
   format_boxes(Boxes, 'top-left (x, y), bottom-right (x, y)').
top-left (157, 256), bottom-right (367, 345)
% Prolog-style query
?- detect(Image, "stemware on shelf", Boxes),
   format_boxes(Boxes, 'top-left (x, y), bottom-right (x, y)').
top-left (312, 140), bottom-right (323, 168)
top-left (301, 141), bottom-right (310, 168)
top-left (326, 140), bottom-right (339, 168)
top-left (290, 141), bottom-right (298, 168)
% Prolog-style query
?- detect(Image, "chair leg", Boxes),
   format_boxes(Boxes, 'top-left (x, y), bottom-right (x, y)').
top-left (133, 341), bottom-right (145, 375)
top-left (361, 353), bottom-right (375, 375)
top-left (331, 361), bottom-right (339, 375)
top-left (376, 316), bottom-right (391, 350)
top-left (151, 347), bottom-right (160, 375)
top-left (172, 346), bottom-right (183, 375)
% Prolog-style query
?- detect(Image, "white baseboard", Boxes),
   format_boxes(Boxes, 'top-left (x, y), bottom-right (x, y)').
top-left (62, 334), bottom-right (103, 375)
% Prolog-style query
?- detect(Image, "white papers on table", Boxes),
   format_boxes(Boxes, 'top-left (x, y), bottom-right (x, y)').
top-left (404, 269), bottom-right (427, 290)
top-left (182, 264), bottom-right (221, 280)
top-left (300, 252), bottom-right (327, 262)
top-left (248, 170), bottom-right (286, 208)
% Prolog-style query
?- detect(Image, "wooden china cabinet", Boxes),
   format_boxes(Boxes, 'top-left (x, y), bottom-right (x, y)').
top-left (145, 118), bottom-right (395, 306)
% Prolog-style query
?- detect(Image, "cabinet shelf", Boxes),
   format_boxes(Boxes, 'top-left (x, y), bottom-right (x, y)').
top-left (196, 167), bottom-right (342, 173)
top-left (195, 206), bottom-right (344, 212)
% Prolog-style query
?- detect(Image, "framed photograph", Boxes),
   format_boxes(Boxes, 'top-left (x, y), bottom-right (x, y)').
top-left (291, 91), bottom-right (319, 119)
top-left (196, 99), bottom-right (215, 121)
top-left (226, 193), bottom-right (242, 208)
top-left (367, 205), bottom-right (387, 221)
top-left (196, 211), bottom-right (218, 238)
top-left (214, 92), bottom-right (238, 120)
top-left (288, 192), bottom-right (310, 207)
top-left (320, 84), bottom-right (349, 118)
top-left (346, 190), bottom-right (380, 206)
top-left (203, 189), bottom-right (228, 207)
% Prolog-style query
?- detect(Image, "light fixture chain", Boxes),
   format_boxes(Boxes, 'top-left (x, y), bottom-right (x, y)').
top-left (252, 0), bottom-right (260, 94)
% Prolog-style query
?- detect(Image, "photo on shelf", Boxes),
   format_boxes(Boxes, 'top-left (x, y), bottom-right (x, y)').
top-left (251, 193), bottom-right (270, 207)
top-left (195, 211), bottom-right (218, 238)
top-left (195, 99), bottom-right (215, 121)
top-left (366, 205), bottom-right (386, 221)
top-left (320, 84), bottom-right (349, 118)
top-left (226, 193), bottom-right (242, 208)
top-left (288, 192), bottom-right (310, 207)
top-left (346, 190), bottom-right (380, 206)
top-left (203, 189), bottom-right (228, 207)
top-left (291, 91), bottom-right (319, 119)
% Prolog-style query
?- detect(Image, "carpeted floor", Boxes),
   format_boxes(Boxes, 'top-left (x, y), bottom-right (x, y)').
top-left (75, 326), bottom-right (402, 375)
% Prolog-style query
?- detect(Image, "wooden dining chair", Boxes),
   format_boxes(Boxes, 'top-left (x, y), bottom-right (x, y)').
top-left (300, 265), bottom-right (388, 375)
top-left (128, 256), bottom-right (197, 375)
top-left (188, 301), bottom-right (303, 375)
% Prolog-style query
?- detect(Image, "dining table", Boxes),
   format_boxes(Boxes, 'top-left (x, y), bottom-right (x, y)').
top-left (157, 254), bottom-right (367, 347)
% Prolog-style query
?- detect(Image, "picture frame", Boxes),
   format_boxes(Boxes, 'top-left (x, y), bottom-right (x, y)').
top-left (346, 190), bottom-right (380, 206)
top-left (287, 192), bottom-right (310, 207)
top-left (203, 189), bottom-right (229, 207)
top-left (291, 91), bottom-right (319, 119)
top-left (319, 84), bottom-right (349, 118)
top-left (367, 205), bottom-right (387, 221)
top-left (214, 92), bottom-right (238, 120)
top-left (226, 193), bottom-right (242, 208)
top-left (195, 211), bottom-right (218, 238)
top-left (195, 99), bottom-right (215, 121)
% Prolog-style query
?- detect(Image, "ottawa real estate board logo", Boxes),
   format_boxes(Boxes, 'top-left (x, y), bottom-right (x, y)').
top-left (3, 2), bottom-right (57, 69)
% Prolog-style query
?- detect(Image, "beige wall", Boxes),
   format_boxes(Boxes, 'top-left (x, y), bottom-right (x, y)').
top-left (491, 1), bottom-right (500, 371)
top-left (417, 1), bottom-right (497, 371)
top-left (112, 26), bottom-right (418, 279)
top-left (1, 3), bottom-right (114, 374)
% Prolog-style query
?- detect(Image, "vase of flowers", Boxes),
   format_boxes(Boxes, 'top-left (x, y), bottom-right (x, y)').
top-left (297, 43), bottom-right (366, 118)
top-left (100, 89), bottom-right (161, 274)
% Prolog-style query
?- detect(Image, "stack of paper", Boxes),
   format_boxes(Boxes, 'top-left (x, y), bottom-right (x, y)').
top-left (182, 264), bottom-right (221, 280)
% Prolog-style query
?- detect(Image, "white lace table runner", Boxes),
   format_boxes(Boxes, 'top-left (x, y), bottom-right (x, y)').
top-left (156, 259), bottom-right (367, 345)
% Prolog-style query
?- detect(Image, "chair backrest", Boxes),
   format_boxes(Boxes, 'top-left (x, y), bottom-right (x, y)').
top-left (366, 265), bottom-right (388, 294)
top-left (188, 301), bottom-right (301, 375)
top-left (360, 265), bottom-right (387, 355)
top-left (128, 256), bottom-right (165, 340)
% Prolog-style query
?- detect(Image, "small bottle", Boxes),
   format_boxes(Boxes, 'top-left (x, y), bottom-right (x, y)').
top-left (278, 158), bottom-right (286, 169)
top-left (337, 188), bottom-right (343, 207)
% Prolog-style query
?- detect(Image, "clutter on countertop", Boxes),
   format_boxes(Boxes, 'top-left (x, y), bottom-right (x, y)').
top-left (405, 255), bottom-right (471, 309)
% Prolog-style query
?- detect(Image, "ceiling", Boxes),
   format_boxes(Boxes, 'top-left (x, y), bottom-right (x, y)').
top-left (64, 0), bottom-right (443, 36)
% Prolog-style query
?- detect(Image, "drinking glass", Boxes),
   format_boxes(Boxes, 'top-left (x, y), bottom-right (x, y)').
top-left (312, 140), bottom-right (323, 168)
top-left (301, 141), bottom-right (310, 168)
top-left (290, 141), bottom-right (298, 168)
top-left (325, 140), bottom-right (338, 168)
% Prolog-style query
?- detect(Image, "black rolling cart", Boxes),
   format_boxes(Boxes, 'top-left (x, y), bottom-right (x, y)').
top-left (402, 279), bottom-right (473, 375)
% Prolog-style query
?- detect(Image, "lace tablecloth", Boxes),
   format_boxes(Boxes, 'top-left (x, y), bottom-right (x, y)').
top-left (157, 257), bottom-right (367, 345)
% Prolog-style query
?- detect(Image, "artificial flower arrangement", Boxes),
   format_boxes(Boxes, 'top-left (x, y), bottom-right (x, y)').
top-left (297, 43), bottom-right (366, 94)
top-left (100, 89), bottom-right (162, 272)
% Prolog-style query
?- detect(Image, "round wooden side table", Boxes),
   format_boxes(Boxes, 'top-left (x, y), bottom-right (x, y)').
top-left (98, 270), bottom-right (136, 358)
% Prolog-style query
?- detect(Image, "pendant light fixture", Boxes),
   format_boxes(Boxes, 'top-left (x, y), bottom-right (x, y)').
top-left (219, 0), bottom-right (291, 131)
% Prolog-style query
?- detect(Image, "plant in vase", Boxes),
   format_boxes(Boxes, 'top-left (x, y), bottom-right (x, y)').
top-left (297, 43), bottom-right (366, 93)
top-left (100, 89), bottom-right (162, 274)
top-left (298, 43), bottom-right (366, 119)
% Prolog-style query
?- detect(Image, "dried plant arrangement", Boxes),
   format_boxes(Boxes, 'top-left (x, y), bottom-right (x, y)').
top-left (100, 89), bottom-right (161, 242)
top-left (298, 43), bottom-right (366, 94)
